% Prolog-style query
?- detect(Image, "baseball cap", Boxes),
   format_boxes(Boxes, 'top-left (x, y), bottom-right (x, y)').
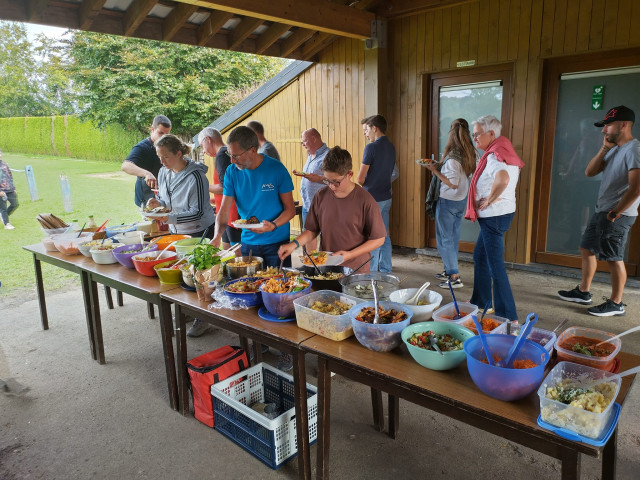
top-left (594, 105), bottom-right (635, 127)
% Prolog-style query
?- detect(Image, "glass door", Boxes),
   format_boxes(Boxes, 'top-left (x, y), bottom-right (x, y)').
top-left (427, 66), bottom-right (513, 251)
top-left (536, 54), bottom-right (640, 276)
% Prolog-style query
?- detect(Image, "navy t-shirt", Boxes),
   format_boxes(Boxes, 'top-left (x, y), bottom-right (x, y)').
top-left (125, 137), bottom-right (161, 206)
top-left (362, 135), bottom-right (396, 202)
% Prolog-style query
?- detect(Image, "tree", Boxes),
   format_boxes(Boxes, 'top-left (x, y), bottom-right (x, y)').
top-left (68, 32), bottom-right (287, 135)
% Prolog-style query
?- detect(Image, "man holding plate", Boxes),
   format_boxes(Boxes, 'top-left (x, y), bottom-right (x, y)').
top-left (211, 126), bottom-right (296, 268)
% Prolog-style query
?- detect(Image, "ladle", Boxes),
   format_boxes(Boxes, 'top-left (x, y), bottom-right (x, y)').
top-left (447, 279), bottom-right (463, 320)
top-left (404, 281), bottom-right (431, 306)
top-left (595, 325), bottom-right (640, 347)
top-left (501, 312), bottom-right (538, 368)
top-left (472, 314), bottom-right (495, 366)
top-left (371, 279), bottom-right (380, 324)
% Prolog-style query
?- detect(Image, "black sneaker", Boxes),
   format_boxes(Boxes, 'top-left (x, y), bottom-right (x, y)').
top-left (435, 271), bottom-right (449, 280)
top-left (587, 298), bottom-right (626, 317)
top-left (440, 277), bottom-right (463, 289)
top-left (557, 285), bottom-right (592, 304)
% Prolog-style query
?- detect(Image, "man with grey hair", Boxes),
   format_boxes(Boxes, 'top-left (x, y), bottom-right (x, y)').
top-left (121, 115), bottom-right (172, 206)
top-left (298, 128), bottom-right (329, 252)
top-left (247, 120), bottom-right (281, 161)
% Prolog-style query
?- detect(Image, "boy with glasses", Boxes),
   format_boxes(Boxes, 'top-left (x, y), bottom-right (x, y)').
top-left (278, 146), bottom-right (386, 273)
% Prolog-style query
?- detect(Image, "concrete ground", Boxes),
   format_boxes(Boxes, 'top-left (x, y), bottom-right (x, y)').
top-left (1, 251), bottom-right (640, 480)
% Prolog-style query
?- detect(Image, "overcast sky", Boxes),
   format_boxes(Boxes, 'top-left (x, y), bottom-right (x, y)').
top-left (24, 23), bottom-right (68, 42)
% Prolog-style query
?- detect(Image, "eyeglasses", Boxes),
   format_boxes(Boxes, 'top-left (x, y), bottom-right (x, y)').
top-left (226, 148), bottom-right (249, 160)
top-left (322, 173), bottom-right (349, 187)
top-left (472, 131), bottom-right (489, 140)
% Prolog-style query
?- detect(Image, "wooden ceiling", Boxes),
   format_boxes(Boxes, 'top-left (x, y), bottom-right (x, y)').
top-left (0, 0), bottom-right (472, 60)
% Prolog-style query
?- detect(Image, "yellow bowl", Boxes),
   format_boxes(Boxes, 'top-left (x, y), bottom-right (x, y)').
top-left (154, 259), bottom-right (185, 284)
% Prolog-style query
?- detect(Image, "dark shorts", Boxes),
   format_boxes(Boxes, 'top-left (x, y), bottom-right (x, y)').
top-left (221, 225), bottom-right (242, 245)
top-left (580, 212), bottom-right (636, 261)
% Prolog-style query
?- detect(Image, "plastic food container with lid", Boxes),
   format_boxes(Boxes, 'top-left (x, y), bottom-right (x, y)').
top-left (432, 301), bottom-right (478, 324)
top-left (537, 361), bottom-right (621, 439)
top-left (456, 313), bottom-right (507, 335)
top-left (491, 322), bottom-right (556, 353)
top-left (294, 290), bottom-right (362, 341)
top-left (554, 326), bottom-right (621, 371)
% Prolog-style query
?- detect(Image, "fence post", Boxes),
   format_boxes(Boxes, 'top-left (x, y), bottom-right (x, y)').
top-left (59, 174), bottom-right (73, 212)
top-left (25, 165), bottom-right (39, 201)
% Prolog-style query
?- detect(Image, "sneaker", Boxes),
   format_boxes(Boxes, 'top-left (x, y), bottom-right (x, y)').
top-left (440, 277), bottom-right (463, 289)
top-left (558, 285), bottom-right (592, 304)
top-left (587, 298), bottom-right (626, 317)
top-left (435, 271), bottom-right (449, 280)
top-left (4, 223), bottom-right (14, 230)
top-left (186, 318), bottom-right (211, 337)
top-left (276, 353), bottom-right (293, 372)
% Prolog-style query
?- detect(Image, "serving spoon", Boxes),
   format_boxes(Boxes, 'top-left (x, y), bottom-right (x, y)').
top-left (473, 314), bottom-right (495, 366)
top-left (371, 279), bottom-right (380, 324)
top-left (447, 279), bottom-right (463, 320)
top-left (404, 281), bottom-right (431, 306)
top-left (500, 312), bottom-right (538, 368)
top-left (595, 324), bottom-right (640, 347)
top-left (155, 241), bottom-right (177, 260)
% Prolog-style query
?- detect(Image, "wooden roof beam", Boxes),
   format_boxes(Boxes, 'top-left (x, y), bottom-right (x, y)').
top-left (79, 0), bottom-right (107, 30)
top-left (300, 32), bottom-right (334, 60)
top-left (123, 0), bottom-right (157, 36)
top-left (228, 16), bottom-right (264, 50)
top-left (163, 3), bottom-right (199, 41)
top-left (278, 28), bottom-right (316, 59)
top-left (179, 0), bottom-right (374, 39)
top-left (373, 0), bottom-right (476, 18)
top-left (254, 23), bottom-right (290, 55)
top-left (28, 0), bottom-right (48, 23)
top-left (196, 10), bottom-right (233, 46)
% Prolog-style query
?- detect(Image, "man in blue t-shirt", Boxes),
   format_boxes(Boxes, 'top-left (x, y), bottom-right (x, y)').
top-left (211, 126), bottom-right (296, 268)
top-left (121, 115), bottom-right (172, 207)
top-left (357, 114), bottom-right (397, 273)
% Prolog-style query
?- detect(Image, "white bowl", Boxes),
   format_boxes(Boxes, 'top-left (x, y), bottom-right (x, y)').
top-left (388, 288), bottom-right (443, 323)
top-left (90, 246), bottom-right (118, 264)
top-left (114, 230), bottom-right (146, 245)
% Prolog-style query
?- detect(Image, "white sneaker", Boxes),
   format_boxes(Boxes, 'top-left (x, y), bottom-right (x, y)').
top-left (4, 223), bottom-right (15, 230)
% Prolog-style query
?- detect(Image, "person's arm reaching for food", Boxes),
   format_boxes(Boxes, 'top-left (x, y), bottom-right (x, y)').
top-left (210, 195), bottom-right (232, 247)
top-left (278, 229), bottom-right (318, 260)
top-left (121, 161), bottom-right (157, 189)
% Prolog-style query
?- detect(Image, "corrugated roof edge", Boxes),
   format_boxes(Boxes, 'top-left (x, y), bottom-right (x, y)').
top-left (192, 59), bottom-right (313, 146)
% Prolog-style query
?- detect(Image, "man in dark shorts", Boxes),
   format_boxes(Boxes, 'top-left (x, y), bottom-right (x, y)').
top-left (198, 127), bottom-right (241, 249)
top-left (558, 106), bottom-right (640, 316)
top-left (121, 115), bottom-right (172, 207)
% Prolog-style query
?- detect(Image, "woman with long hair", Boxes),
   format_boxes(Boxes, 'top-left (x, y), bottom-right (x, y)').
top-left (423, 118), bottom-right (477, 288)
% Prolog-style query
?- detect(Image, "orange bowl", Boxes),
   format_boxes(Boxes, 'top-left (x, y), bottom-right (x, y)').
top-left (131, 251), bottom-right (177, 277)
top-left (154, 234), bottom-right (191, 252)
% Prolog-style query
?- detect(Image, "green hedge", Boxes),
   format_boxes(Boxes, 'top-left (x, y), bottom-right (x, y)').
top-left (0, 115), bottom-right (141, 161)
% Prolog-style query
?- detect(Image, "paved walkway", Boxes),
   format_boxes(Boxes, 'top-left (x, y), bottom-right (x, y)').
top-left (1, 252), bottom-right (639, 479)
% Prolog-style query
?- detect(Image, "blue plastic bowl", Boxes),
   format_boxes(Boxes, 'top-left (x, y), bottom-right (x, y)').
top-left (349, 301), bottom-right (413, 352)
top-left (402, 321), bottom-right (475, 370)
top-left (260, 279), bottom-right (312, 318)
top-left (223, 277), bottom-right (263, 307)
top-left (464, 334), bottom-right (550, 401)
top-left (112, 243), bottom-right (158, 269)
top-left (105, 224), bottom-right (137, 238)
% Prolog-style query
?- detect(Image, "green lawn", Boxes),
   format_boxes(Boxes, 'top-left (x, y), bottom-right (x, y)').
top-left (1, 152), bottom-right (142, 296)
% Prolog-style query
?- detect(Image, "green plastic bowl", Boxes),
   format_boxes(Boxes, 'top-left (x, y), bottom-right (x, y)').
top-left (402, 321), bottom-right (475, 371)
top-left (174, 237), bottom-right (211, 257)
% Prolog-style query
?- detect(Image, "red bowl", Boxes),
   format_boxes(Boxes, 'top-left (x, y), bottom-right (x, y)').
top-left (131, 251), bottom-right (177, 277)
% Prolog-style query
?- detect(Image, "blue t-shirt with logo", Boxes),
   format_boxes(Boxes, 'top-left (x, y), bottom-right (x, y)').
top-left (223, 156), bottom-right (294, 245)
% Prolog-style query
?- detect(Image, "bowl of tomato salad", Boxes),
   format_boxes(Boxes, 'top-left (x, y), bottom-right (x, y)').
top-left (554, 327), bottom-right (621, 371)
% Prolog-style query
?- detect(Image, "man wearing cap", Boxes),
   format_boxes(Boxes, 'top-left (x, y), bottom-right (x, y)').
top-left (558, 106), bottom-right (640, 316)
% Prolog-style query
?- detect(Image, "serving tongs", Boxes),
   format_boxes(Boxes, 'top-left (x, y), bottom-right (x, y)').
top-left (371, 279), bottom-right (380, 324)
top-left (302, 246), bottom-right (322, 276)
top-left (342, 257), bottom-right (372, 279)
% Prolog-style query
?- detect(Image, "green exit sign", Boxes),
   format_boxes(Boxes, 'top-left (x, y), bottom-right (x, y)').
top-left (592, 85), bottom-right (604, 110)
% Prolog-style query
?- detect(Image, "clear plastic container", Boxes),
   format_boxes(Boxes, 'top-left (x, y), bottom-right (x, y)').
top-left (537, 361), bottom-right (621, 439)
top-left (456, 313), bottom-right (507, 335)
top-left (492, 322), bottom-right (556, 353)
top-left (293, 290), bottom-right (361, 341)
top-left (432, 301), bottom-right (478, 324)
top-left (555, 326), bottom-right (621, 371)
top-left (52, 232), bottom-right (94, 255)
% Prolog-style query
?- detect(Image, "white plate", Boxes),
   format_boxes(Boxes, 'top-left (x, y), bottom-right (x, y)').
top-left (232, 222), bottom-right (264, 229)
top-left (144, 212), bottom-right (170, 219)
top-left (415, 158), bottom-right (434, 167)
top-left (301, 252), bottom-right (344, 266)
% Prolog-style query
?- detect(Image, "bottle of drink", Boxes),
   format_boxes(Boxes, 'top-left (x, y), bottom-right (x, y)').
top-left (87, 215), bottom-right (97, 229)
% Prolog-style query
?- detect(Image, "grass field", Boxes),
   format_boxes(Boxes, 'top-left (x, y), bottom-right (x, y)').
top-left (0, 152), bottom-right (142, 296)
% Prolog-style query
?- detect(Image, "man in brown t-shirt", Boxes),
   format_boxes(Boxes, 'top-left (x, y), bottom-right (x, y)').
top-left (278, 146), bottom-right (386, 272)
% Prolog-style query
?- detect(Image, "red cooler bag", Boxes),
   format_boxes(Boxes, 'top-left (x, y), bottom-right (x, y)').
top-left (187, 345), bottom-right (248, 427)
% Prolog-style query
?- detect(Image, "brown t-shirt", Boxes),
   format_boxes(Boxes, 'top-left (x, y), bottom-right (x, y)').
top-left (305, 184), bottom-right (386, 271)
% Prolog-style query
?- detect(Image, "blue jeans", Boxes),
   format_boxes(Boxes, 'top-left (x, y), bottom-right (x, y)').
top-left (469, 213), bottom-right (518, 321)
top-left (370, 199), bottom-right (392, 273)
top-left (301, 207), bottom-right (309, 229)
top-left (435, 197), bottom-right (466, 276)
top-left (242, 240), bottom-right (292, 268)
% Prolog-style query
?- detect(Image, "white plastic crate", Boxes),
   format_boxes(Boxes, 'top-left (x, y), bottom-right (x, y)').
top-left (211, 362), bottom-right (318, 469)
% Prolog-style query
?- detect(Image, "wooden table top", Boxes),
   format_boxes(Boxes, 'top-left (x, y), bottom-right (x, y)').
top-left (24, 243), bottom-right (181, 295)
top-left (301, 335), bottom-right (640, 455)
top-left (162, 288), bottom-right (316, 346)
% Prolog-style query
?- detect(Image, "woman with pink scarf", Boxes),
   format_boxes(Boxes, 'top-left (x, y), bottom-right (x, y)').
top-left (465, 115), bottom-right (524, 321)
